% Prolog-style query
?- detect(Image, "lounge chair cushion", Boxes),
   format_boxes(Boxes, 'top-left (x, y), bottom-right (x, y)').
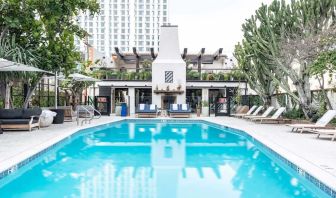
top-left (316, 110), bottom-right (336, 126)
top-left (138, 110), bottom-right (156, 113)
top-left (169, 104), bottom-right (191, 113)
top-left (172, 104), bottom-right (178, 111)
top-left (136, 104), bottom-right (156, 113)
top-left (139, 104), bottom-right (145, 110)
top-left (181, 104), bottom-right (188, 111)
top-left (0, 109), bottom-right (23, 119)
top-left (0, 119), bottom-right (39, 125)
top-left (149, 104), bottom-right (156, 110)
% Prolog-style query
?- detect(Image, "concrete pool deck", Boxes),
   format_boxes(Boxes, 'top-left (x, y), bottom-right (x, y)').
top-left (0, 116), bottom-right (335, 192)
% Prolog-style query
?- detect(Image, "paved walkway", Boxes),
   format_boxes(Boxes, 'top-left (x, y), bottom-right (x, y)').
top-left (0, 116), bottom-right (122, 174)
top-left (0, 115), bottom-right (335, 191)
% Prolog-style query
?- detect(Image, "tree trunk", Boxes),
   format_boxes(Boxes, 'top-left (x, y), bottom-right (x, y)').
top-left (271, 95), bottom-right (280, 108)
top-left (286, 94), bottom-right (294, 109)
top-left (23, 76), bottom-right (43, 108)
top-left (5, 81), bottom-right (11, 109)
top-left (263, 95), bottom-right (272, 107)
top-left (317, 75), bottom-right (333, 110)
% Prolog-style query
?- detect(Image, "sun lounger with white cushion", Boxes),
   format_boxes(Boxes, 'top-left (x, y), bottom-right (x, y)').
top-left (244, 106), bottom-right (274, 120)
top-left (252, 107), bottom-right (289, 123)
top-left (287, 110), bottom-right (336, 133)
top-left (232, 105), bottom-right (257, 117)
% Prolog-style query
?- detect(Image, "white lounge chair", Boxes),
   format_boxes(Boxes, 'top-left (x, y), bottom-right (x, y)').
top-left (237, 106), bottom-right (263, 118)
top-left (244, 106), bottom-right (275, 120)
top-left (287, 110), bottom-right (336, 133)
top-left (232, 105), bottom-right (257, 117)
top-left (252, 107), bottom-right (289, 123)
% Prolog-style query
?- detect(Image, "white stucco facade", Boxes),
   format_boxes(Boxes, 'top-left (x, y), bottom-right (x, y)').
top-left (151, 25), bottom-right (186, 108)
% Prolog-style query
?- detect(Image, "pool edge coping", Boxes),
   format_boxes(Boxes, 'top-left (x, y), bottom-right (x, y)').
top-left (0, 117), bottom-right (335, 197)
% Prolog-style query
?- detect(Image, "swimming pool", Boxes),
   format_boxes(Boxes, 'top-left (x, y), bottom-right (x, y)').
top-left (0, 120), bottom-right (331, 197)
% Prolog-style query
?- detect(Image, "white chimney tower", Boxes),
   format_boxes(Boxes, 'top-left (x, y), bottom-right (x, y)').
top-left (152, 25), bottom-right (186, 109)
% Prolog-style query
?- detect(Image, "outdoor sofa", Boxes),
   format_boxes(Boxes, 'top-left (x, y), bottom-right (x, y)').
top-left (168, 104), bottom-right (192, 118)
top-left (0, 108), bottom-right (42, 132)
top-left (136, 104), bottom-right (158, 118)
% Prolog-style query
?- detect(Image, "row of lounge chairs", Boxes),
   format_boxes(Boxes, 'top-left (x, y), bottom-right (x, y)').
top-left (136, 104), bottom-right (192, 118)
top-left (233, 105), bottom-right (336, 141)
top-left (232, 105), bottom-right (290, 124)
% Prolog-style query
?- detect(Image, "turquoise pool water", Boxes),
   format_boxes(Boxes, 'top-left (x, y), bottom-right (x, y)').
top-left (0, 120), bottom-right (329, 198)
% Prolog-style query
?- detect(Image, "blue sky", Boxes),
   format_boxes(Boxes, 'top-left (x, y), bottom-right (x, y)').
top-left (169, 0), bottom-right (273, 56)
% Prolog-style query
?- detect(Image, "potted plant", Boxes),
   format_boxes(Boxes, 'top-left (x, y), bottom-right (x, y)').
top-left (206, 73), bottom-right (215, 81)
top-left (201, 100), bottom-right (209, 117)
top-left (110, 72), bottom-right (118, 79)
top-left (196, 103), bottom-right (201, 117)
top-left (202, 72), bottom-right (208, 80)
top-left (192, 71), bottom-right (200, 80)
top-left (177, 84), bottom-right (182, 91)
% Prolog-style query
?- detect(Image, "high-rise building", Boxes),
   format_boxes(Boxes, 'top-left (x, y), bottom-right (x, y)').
top-left (75, 0), bottom-right (169, 58)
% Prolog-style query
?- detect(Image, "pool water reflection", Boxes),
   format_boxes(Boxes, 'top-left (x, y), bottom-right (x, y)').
top-left (0, 120), bottom-right (328, 198)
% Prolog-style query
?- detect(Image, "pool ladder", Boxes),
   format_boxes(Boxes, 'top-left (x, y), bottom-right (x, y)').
top-left (76, 105), bottom-right (101, 126)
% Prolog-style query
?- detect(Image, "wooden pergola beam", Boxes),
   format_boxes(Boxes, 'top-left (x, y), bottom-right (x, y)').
top-left (182, 48), bottom-right (188, 59)
top-left (213, 48), bottom-right (223, 60)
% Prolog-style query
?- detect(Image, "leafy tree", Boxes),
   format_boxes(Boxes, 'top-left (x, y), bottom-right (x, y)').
top-left (61, 63), bottom-right (95, 106)
top-left (0, 0), bottom-right (99, 108)
top-left (309, 50), bottom-right (336, 109)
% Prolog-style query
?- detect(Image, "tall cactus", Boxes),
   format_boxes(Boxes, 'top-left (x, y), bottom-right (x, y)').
top-left (235, 0), bottom-right (336, 118)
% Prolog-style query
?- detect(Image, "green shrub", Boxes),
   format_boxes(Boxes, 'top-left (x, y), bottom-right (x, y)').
top-left (223, 73), bottom-right (230, 81)
top-left (187, 71), bottom-right (200, 80)
top-left (249, 95), bottom-right (263, 106)
top-left (128, 72), bottom-right (136, 80)
top-left (283, 108), bottom-right (305, 119)
top-left (201, 100), bottom-right (209, 106)
top-left (201, 73), bottom-right (208, 80)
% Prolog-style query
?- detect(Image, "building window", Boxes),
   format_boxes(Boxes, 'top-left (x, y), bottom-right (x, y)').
top-left (165, 71), bottom-right (173, 83)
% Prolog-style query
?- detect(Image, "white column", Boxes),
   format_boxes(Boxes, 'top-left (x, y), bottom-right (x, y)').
top-left (129, 87), bottom-right (135, 114)
top-left (202, 88), bottom-right (209, 102)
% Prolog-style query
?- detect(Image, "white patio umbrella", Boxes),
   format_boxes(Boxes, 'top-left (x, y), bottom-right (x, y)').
top-left (0, 58), bottom-right (53, 108)
top-left (58, 73), bottom-right (100, 108)
top-left (0, 58), bottom-right (51, 73)
top-left (69, 73), bottom-right (100, 82)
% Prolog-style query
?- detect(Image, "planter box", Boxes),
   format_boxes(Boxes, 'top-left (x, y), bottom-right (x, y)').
top-left (115, 106), bottom-right (122, 116)
top-left (202, 107), bottom-right (209, 117)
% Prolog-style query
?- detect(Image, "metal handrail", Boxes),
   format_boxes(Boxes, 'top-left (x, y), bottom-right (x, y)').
top-left (85, 105), bottom-right (102, 119)
top-left (76, 105), bottom-right (101, 126)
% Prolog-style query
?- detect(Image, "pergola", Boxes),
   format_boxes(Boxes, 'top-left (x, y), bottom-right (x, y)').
top-left (113, 47), bottom-right (226, 71)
